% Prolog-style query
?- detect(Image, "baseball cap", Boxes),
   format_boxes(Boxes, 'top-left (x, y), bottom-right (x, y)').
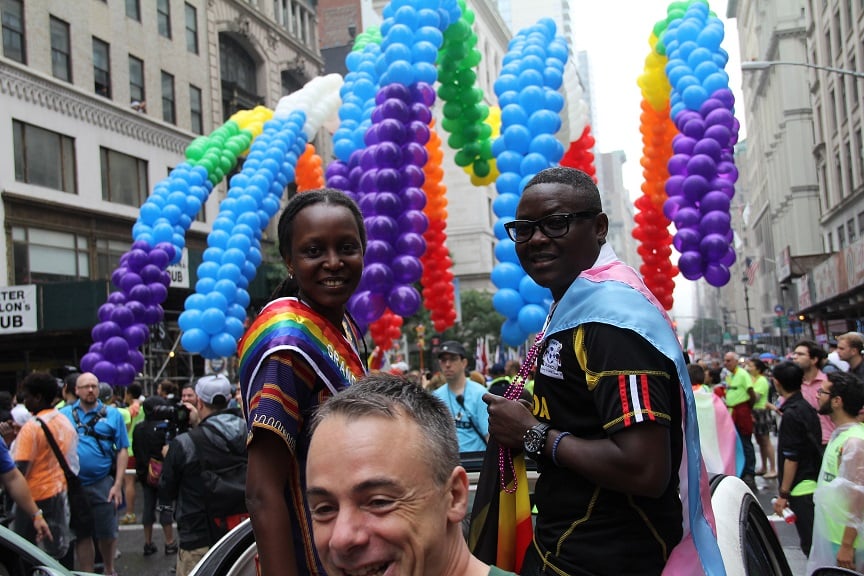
top-left (437, 340), bottom-right (467, 359)
top-left (195, 374), bottom-right (232, 405)
top-left (98, 382), bottom-right (113, 403)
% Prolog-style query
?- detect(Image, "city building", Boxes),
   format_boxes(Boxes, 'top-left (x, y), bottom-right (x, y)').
top-left (596, 150), bottom-right (638, 267)
top-left (0, 0), bottom-right (322, 388)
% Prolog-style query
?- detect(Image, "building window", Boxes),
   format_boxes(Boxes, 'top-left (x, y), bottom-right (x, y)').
top-left (829, 88), bottom-right (838, 132)
top-left (161, 71), bottom-right (176, 124)
top-left (129, 55), bottom-right (145, 107)
top-left (858, 212), bottom-right (864, 238)
top-left (96, 238), bottom-right (130, 280)
top-left (836, 151), bottom-right (844, 198)
top-left (827, 231), bottom-right (834, 252)
top-left (100, 147), bottom-right (148, 206)
top-left (275, 0), bottom-right (288, 29)
top-left (851, 56), bottom-right (860, 105)
top-left (1, 0), bottom-right (25, 63)
top-left (92, 37), bottom-right (111, 98)
top-left (157, 0), bottom-right (171, 38)
top-left (826, 29), bottom-right (832, 62)
top-left (184, 3), bottom-right (198, 54)
top-left (838, 224), bottom-right (847, 248)
top-left (847, 140), bottom-right (855, 188)
top-left (849, 218), bottom-right (858, 244)
top-left (12, 227), bottom-right (89, 284)
top-left (126, 0), bottom-right (140, 21)
top-left (49, 16), bottom-right (71, 82)
top-left (190, 84), bottom-right (203, 134)
top-left (12, 120), bottom-right (77, 193)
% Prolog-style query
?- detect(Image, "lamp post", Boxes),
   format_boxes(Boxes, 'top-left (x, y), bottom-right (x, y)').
top-left (741, 60), bottom-right (864, 79)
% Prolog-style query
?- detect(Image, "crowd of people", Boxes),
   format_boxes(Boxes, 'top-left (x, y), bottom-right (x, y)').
top-left (0, 171), bottom-right (862, 575)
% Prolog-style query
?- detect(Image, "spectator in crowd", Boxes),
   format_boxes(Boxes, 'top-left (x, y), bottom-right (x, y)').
top-left (160, 375), bottom-right (247, 576)
top-left (180, 384), bottom-right (197, 406)
top-left (157, 380), bottom-right (178, 401)
top-left (793, 340), bottom-right (836, 449)
top-left (60, 372), bottom-right (129, 575)
top-left (771, 361), bottom-right (821, 556)
top-left (807, 371), bottom-right (864, 573)
top-left (827, 339), bottom-right (851, 372)
top-left (55, 373), bottom-right (79, 410)
top-left (434, 341), bottom-right (489, 453)
top-left (12, 372), bottom-right (77, 560)
top-left (487, 363), bottom-right (510, 397)
top-left (724, 351), bottom-right (757, 488)
top-left (118, 382), bottom-right (144, 525)
top-left (837, 332), bottom-right (864, 380)
top-left (306, 373), bottom-right (517, 576)
top-left (132, 396), bottom-right (176, 557)
top-left (747, 358), bottom-right (777, 479)
top-left (239, 189), bottom-right (368, 576)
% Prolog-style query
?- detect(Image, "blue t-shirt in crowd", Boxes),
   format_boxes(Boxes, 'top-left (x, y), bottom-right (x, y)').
top-left (61, 400), bottom-right (129, 485)
top-left (434, 380), bottom-right (489, 452)
top-left (0, 437), bottom-right (15, 474)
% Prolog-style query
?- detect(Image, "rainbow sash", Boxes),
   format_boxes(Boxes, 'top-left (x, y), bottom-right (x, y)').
top-left (239, 298), bottom-right (366, 399)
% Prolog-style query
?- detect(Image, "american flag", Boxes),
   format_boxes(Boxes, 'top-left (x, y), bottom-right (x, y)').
top-left (745, 257), bottom-right (760, 286)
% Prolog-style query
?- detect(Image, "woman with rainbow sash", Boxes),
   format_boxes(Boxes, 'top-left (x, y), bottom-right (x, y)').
top-left (239, 189), bottom-right (367, 576)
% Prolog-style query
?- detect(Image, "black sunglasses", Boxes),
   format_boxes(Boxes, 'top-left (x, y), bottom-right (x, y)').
top-left (504, 211), bottom-right (598, 243)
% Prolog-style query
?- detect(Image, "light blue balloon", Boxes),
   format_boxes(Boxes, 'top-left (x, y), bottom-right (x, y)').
top-left (181, 328), bottom-right (209, 353)
top-left (177, 309), bottom-right (201, 332)
top-left (493, 193), bottom-right (520, 217)
top-left (209, 332), bottom-right (237, 358)
top-left (519, 276), bottom-right (551, 305)
top-left (518, 303), bottom-right (547, 333)
top-left (495, 239), bottom-right (519, 264)
top-left (200, 308), bottom-right (226, 335)
top-left (491, 262), bottom-right (524, 291)
top-left (493, 288), bottom-right (525, 318)
top-left (501, 318), bottom-right (527, 347)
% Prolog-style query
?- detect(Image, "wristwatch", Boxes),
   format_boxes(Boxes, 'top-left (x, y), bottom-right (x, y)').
top-left (523, 423), bottom-right (551, 457)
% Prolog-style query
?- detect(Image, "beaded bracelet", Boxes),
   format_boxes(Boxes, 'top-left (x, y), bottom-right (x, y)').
top-left (551, 431), bottom-right (572, 467)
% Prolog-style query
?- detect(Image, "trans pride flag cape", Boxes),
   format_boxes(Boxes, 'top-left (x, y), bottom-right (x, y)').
top-left (238, 297), bottom-right (366, 415)
top-left (541, 258), bottom-right (726, 575)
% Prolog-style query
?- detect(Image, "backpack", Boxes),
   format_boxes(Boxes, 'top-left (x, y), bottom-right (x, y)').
top-left (188, 419), bottom-right (248, 540)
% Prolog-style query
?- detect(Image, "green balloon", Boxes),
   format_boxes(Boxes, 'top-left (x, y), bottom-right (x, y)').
top-left (463, 9), bottom-right (475, 25)
top-left (464, 49), bottom-right (482, 68)
top-left (473, 159), bottom-right (490, 178)
top-left (652, 19), bottom-right (667, 37)
top-left (448, 132), bottom-right (466, 150)
top-left (441, 117), bottom-right (458, 133)
top-left (443, 101), bottom-right (463, 119)
top-left (454, 149), bottom-right (474, 167)
top-left (479, 139), bottom-right (493, 159)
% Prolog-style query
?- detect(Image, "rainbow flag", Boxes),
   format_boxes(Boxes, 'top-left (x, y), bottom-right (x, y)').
top-left (469, 440), bottom-right (533, 572)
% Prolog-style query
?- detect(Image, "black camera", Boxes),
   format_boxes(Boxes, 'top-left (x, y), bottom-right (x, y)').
top-left (150, 402), bottom-right (191, 435)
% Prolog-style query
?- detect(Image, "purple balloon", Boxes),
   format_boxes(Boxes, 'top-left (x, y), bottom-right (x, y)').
top-left (700, 210), bottom-right (732, 235)
top-left (97, 303), bottom-right (116, 323)
top-left (673, 207), bottom-right (701, 230)
top-left (663, 196), bottom-right (686, 221)
top-left (410, 102), bottom-right (432, 124)
top-left (374, 192), bottom-right (402, 217)
top-left (411, 82), bottom-right (435, 107)
top-left (698, 98), bottom-right (724, 117)
top-left (149, 282), bottom-right (168, 305)
top-left (719, 247), bottom-right (737, 266)
top-left (402, 142), bottom-right (428, 167)
top-left (668, 154), bottom-right (690, 176)
top-left (673, 226), bottom-right (701, 253)
top-left (693, 139), bottom-right (722, 162)
top-left (358, 193), bottom-right (378, 216)
top-left (395, 232), bottom-right (426, 257)
top-left (402, 187), bottom-right (427, 210)
top-left (375, 168), bottom-right (402, 193)
top-left (325, 161), bottom-right (349, 179)
top-left (377, 83), bottom-right (411, 104)
top-left (665, 175), bottom-right (686, 198)
top-left (107, 292), bottom-right (127, 305)
top-left (359, 170), bottom-right (379, 194)
top-left (80, 352), bottom-right (103, 373)
top-left (348, 290), bottom-right (387, 325)
top-left (103, 336), bottom-right (130, 364)
top-left (127, 249), bottom-right (149, 273)
top-left (377, 119), bottom-right (408, 144)
top-left (388, 284), bottom-right (421, 317)
top-left (704, 263), bottom-right (731, 287)
top-left (366, 215), bottom-right (399, 243)
top-left (131, 240), bottom-right (151, 251)
top-left (111, 305), bottom-right (135, 328)
top-left (139, 264), bottom-right (162, 284)
top-left (143, 305), bottom-right (163, 325)
top-left (379, 98), bottom-right (411, 123)
top-left (92, 321), bottom-right (122, 343)
top-left (672, 135), bottom-right (698, 156)
top-left (149, 248), bottom-right (170, 270)
top-left (363, 262), bottom-right (394, 294)
top-left (119, 272), bottom-right (143, 294)
top-left (365, 239), bottom-right (395, 265)
top-left (683, 118), bottom-right (706, 139)
top-left (704, 124), bottom-right (732, 148)
top-left (700, 191), bottom-right (731, 214)
top-left (123, 324), bottom-right (148, 348)
top-left (683, 174), bottom-right (710, 203)
top-left (710, 177), bottom-right (736, 199)
top-left (327, 175), bottom-right (351, 191)
top-left (711, 88), bottom-right (735, 108)
top-left (129, 284), bottom-right (153, 306)
top-left (699, 233), bottom-right (729, 261)
top-left (403, 165), bottom-right (425, 188)
top-left (92, 361), bottom-right (118, 384)
top-left (111, 267), bottom-right (129, 290)
top-left (398, 211), bottom-right (428, 235)
top-left (686, 156), bottom-right (717, 180)
top-left (678, 251), bottom-right (704, 280)
top-left (391, 255), bottom-right (423, 284)
top-left (375, 141), bottom-right (404, 168)
top-left (408, 121), bottom-right (430, 145)
top-left (115, 363), bottom-right (136, 386)
top-left (129, 350), bottom-right (145, 372)
top-left (705, 108), bottom-right (734, 129)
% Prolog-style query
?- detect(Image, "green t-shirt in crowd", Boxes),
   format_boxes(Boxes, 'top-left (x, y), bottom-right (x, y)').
top-left (725, 367), bottom-right (753, 408)
top-left (752, 375), bottom-right (770, 410)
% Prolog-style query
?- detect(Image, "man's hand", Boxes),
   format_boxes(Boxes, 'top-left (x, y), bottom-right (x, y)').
top-left (33, 513), bottom-right (52, 543)
top-left (772, 496), bottom-right (787, 516)
top-left (0, 420), bottom-right (15, 447)
top-left (837, 543), bottom-right (855, 569)
top-left (182, 402), bottom-right (200, 427)
top-left (108, 483), bottom-right (123, 508)
top-left (483, 393), bottom-right (537, 449)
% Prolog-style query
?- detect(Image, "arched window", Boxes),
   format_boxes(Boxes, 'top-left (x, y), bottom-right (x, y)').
top-left (219, 33), bottom-right (262, 120)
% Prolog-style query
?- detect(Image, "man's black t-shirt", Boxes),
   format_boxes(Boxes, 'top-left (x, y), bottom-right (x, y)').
top-left (776, 392), bottom-right (821, 490)
top-left (529, 322), bottom-right (683, 576)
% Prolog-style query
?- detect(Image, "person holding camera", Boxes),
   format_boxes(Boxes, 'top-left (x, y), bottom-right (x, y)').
top-left (159, 374), bottom-right (247, 576)
top-left (60, 372), bottom-right (129, 575)
top-left (132, 396), bottom-right (177, 557)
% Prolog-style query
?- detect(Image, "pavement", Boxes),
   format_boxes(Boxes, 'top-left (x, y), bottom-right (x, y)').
top-left (749, 472), bottom-right (809, 575)
top-left (111, 488), bottom-right (177, 576)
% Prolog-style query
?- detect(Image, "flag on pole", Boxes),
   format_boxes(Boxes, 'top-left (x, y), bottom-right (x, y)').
top-left (475, 337), bottom-right (488, 375)
top-left (745, 257), bottom-right (760, 286)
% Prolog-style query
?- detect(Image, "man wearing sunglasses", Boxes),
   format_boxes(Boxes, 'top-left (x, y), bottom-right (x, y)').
top-left (484, 167), bottom-right (723, 575)
top-left (807, 371), bottom-right (864, 573)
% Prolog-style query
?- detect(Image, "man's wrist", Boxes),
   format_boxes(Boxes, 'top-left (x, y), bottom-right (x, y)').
top-left (778, 489), bottom-right (791, 499)
top-left (32, 508), bottom-right (43, 521)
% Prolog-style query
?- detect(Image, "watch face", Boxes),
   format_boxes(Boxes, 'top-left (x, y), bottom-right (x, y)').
top-left (524, 428), bottom-right (544, 454)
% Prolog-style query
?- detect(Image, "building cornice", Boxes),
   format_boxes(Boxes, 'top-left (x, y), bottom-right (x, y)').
top-left (0, 60), bottom-right (193, 155)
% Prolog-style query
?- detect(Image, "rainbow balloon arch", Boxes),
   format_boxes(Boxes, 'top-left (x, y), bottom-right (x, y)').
top-left (81, 0), bottom-right (738, 385)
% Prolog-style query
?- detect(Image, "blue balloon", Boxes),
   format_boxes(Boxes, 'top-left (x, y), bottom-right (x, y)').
top-left (491, 262), bottom-right (524, 290)
top-left (518, 303), bottom-right (547, 333)
top-left (493, 288), bottom-right (525, 318)
top-left (181, 328), bottom-right (209, 353)
top-left (209, 332), bottom-right (237, 358)
top-left (492, 193), bottom-right (520, 218)
top-left (495, 239), bottom-right (519, 264)
top-left (519, 276), bottom-right (551, 305)
top-left (501, 318), bottom-right (527, 347)
top-left (200, 308), bottom-right (226, 335)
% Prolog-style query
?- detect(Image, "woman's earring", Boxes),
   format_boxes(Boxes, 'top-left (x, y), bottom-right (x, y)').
top-left (287, 269), bottom-right (294, 279)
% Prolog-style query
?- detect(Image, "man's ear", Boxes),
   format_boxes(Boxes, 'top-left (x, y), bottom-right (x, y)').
top-left (594, 212), bottom-right (609, 244)
top-left (445, 466), bottom-right (470, 524)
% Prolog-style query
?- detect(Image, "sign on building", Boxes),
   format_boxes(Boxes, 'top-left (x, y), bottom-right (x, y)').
top-left (0, 285), bottom-right (37, 334)
top-left (166, 248), bottom-right (190, 289)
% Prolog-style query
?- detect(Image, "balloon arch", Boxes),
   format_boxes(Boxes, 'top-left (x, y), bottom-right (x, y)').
top-left (81, 0), bottom-right (737, 385)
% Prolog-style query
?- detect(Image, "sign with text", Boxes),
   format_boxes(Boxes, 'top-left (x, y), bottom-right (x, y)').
top-left (166, 248), bottom-right (190, 289)
top-left (0, 285), bottom-right (37, 334)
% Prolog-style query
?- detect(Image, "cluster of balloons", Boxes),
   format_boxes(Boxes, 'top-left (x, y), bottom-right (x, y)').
top-left (660, 1), bottom-right (739, 286)
top-left (420, 122), bottom-right (457, 333)
top-left (333, 28), bottom-right (382, 163)
top-left (560, 126), bottom-right (597, 179)
top-left (81, 241), bottom-right (176, 384)
top-left (489, 19), bottom-right (568, 346)
top-left (296, 144), bottom-right (325, 191)
top-left (634, 98), bottom-right (678, 311)
top-left (437, 0), bottom-right (494, 181)
top-left (342, 83), bottom-right (435, 327)
top-left (369, 310), bottom-right (404, 352)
